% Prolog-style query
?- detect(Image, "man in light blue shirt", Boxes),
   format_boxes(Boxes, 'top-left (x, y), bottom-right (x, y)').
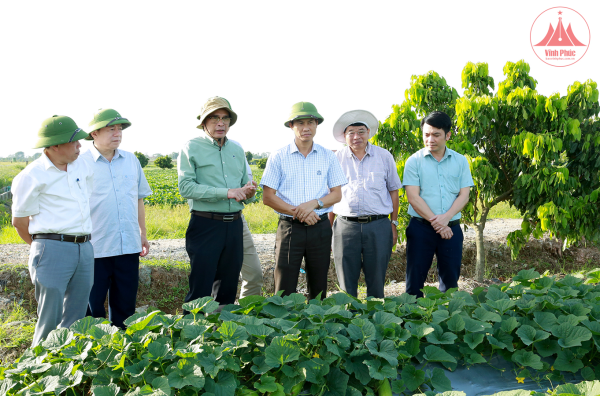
top-left (403, 111), bottom-right (474, 297)
top-left (261, 102), bottom-right (347, 299)
top-left (81, 108), bottom-right (152, 328)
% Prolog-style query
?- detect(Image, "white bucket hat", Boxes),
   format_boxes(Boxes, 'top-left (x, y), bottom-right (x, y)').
top-left (332, 110), bottom-right (379, 143)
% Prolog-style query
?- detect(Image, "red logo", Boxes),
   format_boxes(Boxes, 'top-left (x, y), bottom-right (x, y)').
top-left (530, 6), bottom-right (590, 67)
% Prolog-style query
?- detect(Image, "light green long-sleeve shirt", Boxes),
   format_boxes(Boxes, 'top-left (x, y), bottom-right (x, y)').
top-left (178, 135), bottom-right (253, 213)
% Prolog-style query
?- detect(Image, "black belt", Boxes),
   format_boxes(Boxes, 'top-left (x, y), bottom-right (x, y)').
top-left (192, 210), bottom-right (241, 222)
top-left (32, 233), bottom-right (91, 243)
top-left (412, 216), bottom-right (460, 227)
top-left (279, 213), bottom-right (328, 226)
top-left (340, 214), bottom-right (389, 223)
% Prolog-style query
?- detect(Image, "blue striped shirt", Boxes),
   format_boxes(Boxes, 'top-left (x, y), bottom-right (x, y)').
top-left (81, 146), bottom-right (152, 258)
top-left (260, 142), bottom-right (348, 216)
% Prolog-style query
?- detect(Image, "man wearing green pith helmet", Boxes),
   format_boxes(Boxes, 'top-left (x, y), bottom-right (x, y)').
top-left (81, 109), bottom-right (152, 329)
top-left (11, 115), bottom-right (95, 346)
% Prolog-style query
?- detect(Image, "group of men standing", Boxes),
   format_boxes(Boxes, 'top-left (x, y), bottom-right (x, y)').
top-left (11, 96), bottom-right (473, 346)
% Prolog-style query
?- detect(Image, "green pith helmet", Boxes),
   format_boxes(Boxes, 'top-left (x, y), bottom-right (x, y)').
top-left (284, 102), bottom-right (324, 128)
top-left (85, 108), bottom-right (131, 140)
top-left (34, 115), bottom-right (88, 149)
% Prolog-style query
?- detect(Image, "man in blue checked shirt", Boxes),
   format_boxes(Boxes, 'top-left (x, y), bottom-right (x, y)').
top-left (403, 111), bottom-right (474, 298)
top-left (81, 108), bottom-right (152, 329)
top-left (260, 102), bottom-right (347, 300)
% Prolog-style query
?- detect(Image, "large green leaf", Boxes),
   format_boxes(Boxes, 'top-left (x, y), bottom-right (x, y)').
top-left (463, 317), bottom-right (492, 333)
top-left (126, 311), bottom-right (161, 335)
top-left (238, 295), bottom-right (265, 308)
top-left (447, 314), bottom-right (465, 332)
top-left (553, 350), bottom-right (584, 373)
top-left (535, 338), bottom-right (561, 358)
top-left (92, 383), bottom-right (121, 396)
top-left (254, 375), bottom-right (278, 393)
top-left (152, 377), bottom-right (171, 396)
top-left (323, 367), bottom-right (349, 396)
top-left (516, 325), bottom-right (550, 345)
top-left (400, 365), bottom-right (425, 392)
top-left (41, 328), bottom-right (74, 350)
top-left (182, 297), bottom-right (219, 315)
top-left (70, 316), bottom-right (109, 335)
top-left (19, 375), bottom-right (61, 396)
top-left (365, 340), bottom-right (398, 366)
top-left (430, 368), bottom-right (452, 392)
top-left (423, 345), bottom-right (457, 363)
top-left (473, 307), bottom-right (502, 323)
top-left (551, 323), bottom-right (592, 348)
top-left (167, 359), bottom-right (205, 389)
top-left (198, 354), bottom-right (228, 377)
top-left (426, 324), bottom-right (458, 345)
top-left (534, 311), bottom-right (558, 331)
top-left (511, 350), bottom-right (543, 370)
top-left (182, 323), bottom-right (209, 341)
top-left (500, 317), bottom-right (520, 334)
top-left (364, 360), bottom-right (396, 380)
top-left (264, 336), bottom-right (301, 367)
top-left (407, 322), bottom-right (434, 338)
top-left (554, 380), bottom-right (600, 395)
top-left (146, 342), bottom-right (170, 361)
top-left (464, 333), bottom-right (485, 349)
top-left (62, 339), bottom-right (93, 360)
top-left (512, 269), bottom-right (540, 283)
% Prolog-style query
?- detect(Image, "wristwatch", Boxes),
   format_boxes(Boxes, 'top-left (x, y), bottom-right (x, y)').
top-left (317, 199), bottom-right (324, 209)
top-left (391, 220), bottom-right (399, 226)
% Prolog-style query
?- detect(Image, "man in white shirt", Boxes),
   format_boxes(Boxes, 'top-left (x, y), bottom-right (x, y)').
top-left (12, 115), bottom-right (94, 346)
top-left (81, 109), bottom-right (152, 328)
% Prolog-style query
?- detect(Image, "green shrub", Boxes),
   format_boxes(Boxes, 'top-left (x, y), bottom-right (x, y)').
top-left (135, 151), bottom-right (149, 168)
top-left (256, 157), bottom-right (268, 169)
top-left (154, 155), bottom-right (174, 169)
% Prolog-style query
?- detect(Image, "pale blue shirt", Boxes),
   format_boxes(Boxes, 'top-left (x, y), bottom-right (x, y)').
top-left (403, 147), bottom-right (473, 221)
top-left (260, 141), bottom-right (348, 216)
top-left (333, 143), bottom-right (402, 217)
top-left (81, 146), bottom-right (152, 258)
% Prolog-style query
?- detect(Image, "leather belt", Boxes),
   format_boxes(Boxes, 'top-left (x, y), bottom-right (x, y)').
top-left (32, 233), bottom-right (91, 243)
top-left (279, 213), bottom-right (328, 226)
top-left (412, 216), bottom-right (460, 227)
top-left (340, 214), bottom-right (389, 223)
top-left (192, 210), bottom-right (241, 222)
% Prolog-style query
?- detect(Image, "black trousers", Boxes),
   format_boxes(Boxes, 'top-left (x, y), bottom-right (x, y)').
top-left (274, 217), bottom-right (332, 300)
top-left (405, 217), bottom-right (464, 297)
top-left (185, 214), bottom-right (243, 307)
top-left (87, 253), bottom-right (139, 329)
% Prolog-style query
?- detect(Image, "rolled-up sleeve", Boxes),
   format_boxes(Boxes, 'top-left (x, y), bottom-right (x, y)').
top-left (177, 145), bottom-right (229, 201)
top-left (402, 155), bottom-right (420, 186)
top-left (327, 151), bottom-right (348, 188)
top-left (11, 172), bottom-right (41, 217)
top-left (136, 160), bottom-right (152, 199)
top-left (385, 151), bottom-right (402, 191)
top-left (260, 153), bottom-right (282, 190)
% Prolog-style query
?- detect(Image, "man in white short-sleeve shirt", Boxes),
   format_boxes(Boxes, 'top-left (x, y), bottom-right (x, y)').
top-left (12, 115), bottom-right (94, 346)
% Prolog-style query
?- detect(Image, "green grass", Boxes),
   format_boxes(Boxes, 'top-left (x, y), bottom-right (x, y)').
top-left (145, 204), bottom-right (190, 240)
top-left (0, 162), bottom-right (25, 189)
top-left (487, 201), bottom-right (521, 219)
top-left (0, 302), bottom-right (36, 364)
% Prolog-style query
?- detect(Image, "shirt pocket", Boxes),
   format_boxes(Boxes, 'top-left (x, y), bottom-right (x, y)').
top-left (120, 175), bottom-right (138, 198)
top-left (367, 172), bottom-right (386, 192)
top-left (447, 175), bottom-right (460, 194)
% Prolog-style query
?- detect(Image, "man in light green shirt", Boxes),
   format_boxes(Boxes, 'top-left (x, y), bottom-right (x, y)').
top-left (178, 96), bottom-right (256, 310)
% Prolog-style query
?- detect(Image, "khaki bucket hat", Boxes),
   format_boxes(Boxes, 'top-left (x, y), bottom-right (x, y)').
top-left (284, 102), bottom-right (324, 128)
top-left (34, 115), bottom-right (88, 149)
top-left (197, 96), bottom-right (238, 130)
top-left (85, 109), bottom-right (131, 140)
top-left (332, 110), bottom-right (379, 143)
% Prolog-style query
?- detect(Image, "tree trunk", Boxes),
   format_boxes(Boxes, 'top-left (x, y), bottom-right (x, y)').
top-left (474, 223), bottom-right (486, 282)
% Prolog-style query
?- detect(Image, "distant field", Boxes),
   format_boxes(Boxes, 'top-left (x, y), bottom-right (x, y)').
top-left (0, 162), bottom-right (26, 190)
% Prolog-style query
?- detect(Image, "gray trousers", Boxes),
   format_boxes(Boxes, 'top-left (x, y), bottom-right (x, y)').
top-left (28, 239), bottom-right (94, 346)
top-left (332, 216), bottom-right (393, 298)
top-left (240, 214), bottom-right (263, 298)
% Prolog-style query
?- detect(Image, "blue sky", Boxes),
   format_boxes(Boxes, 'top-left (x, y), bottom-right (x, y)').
top-left (1, 0), bottom-right (598, 157)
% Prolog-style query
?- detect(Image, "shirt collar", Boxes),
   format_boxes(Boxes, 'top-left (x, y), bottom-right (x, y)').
top-left (41, 151), bottom-right (60, 171)
top-left (90, 144), bottom-right (122, 162)
top-left (424, 146), bottom-right (452, 161)
top-left (290, 141), bottom-right (317, 154)
top-left (347, 142), bottom-right (372, 158)
top-left (201, 134), bottom-right (228, 148)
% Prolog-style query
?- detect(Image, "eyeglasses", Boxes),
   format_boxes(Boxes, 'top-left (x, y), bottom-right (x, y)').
top-left (346, 131), bottom-right (367, 137)
top-left (207, 116), bottom-right (232, 124)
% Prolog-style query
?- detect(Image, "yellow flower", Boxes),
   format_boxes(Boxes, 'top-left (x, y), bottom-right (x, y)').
top-left (516, 377), bottom-right (525, 384)
top-left (550, 366), bottom-right (554, 371)
top-left (313, 352), bottom-right (319, 358)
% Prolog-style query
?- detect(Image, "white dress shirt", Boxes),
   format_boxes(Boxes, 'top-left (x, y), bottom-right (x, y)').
top-left (11, 152), bottom-right (94, 235)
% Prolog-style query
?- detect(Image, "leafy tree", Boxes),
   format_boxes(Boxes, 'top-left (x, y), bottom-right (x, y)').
top-left (373, 60), bottom-right (600, 281)
top-left (14, 151), bottom-right (24, 159)
top-left (154, 155), bottom-right (174, 169)
top-left (135, 151), bottom-right (149, 168)
top-left (170, 152), bottom-right (179, 160)
top-left (245, 151), bottom-right (253, 162)
top-left (256, 158), bottom-right (268, 169)
top-left (33, 153), bottom-right (41, 160)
